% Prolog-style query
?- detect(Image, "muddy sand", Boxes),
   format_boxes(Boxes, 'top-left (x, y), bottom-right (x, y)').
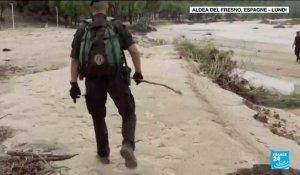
top-left (0, 21), bottom-right (300, 174)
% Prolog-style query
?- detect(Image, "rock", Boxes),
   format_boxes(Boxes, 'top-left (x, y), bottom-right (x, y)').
top-left (273, 24), bottom-right (285, 28)
top-left (254, 112), bottom-right (268, 123)
top-left (236, 168), bottom-right (251, 175)
top-left (2, 48), bottom-right (11, 52)
top-left (281, 119), bottom-right (287, 123)
top-left (252, 27), bottom-right (259, 29)
top-left (270, 127), bottom-right (278, 134)
top-left (272, 122), bottom-right (281, 128)
top-left (158, 143), bottom-right (166, 147)
top-left (273, 113), bottom-right (280, 119)
top-left (264, 109), bottom-right (270, 115)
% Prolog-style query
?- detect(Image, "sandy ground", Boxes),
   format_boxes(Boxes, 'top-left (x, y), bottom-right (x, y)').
top-left (0, 22), bottom-right (300, 174)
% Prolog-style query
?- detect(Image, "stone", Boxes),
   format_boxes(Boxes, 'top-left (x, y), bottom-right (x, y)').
top-left (254, 112), bottom-right (268, 123)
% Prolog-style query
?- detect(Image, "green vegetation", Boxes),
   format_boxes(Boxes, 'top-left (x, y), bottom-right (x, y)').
top-left (174, 37), bottom-right (236, 79)
top-left (174, 37), bottom-right (300, 109)
top-left (154, 39), bottom-right (168, 46)
top-left (255, 89), bottom-right (300, 108)
top-left (0, 1), bottom-right (8, 20)
top-left (59, 1), bottom-right (90, 26)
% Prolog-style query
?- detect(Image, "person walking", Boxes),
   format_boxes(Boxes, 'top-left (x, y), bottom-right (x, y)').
top-left (69, 0), bottom-right (143, 169)
top-left (292, 31), bottom-right (300, 62)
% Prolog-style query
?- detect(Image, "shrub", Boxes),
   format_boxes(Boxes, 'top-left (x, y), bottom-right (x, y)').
top-left (174, 38), bottom-right (236, 79)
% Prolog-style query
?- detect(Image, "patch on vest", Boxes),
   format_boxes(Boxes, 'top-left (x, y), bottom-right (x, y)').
top-left (94, 54), bottom-right (104, 65)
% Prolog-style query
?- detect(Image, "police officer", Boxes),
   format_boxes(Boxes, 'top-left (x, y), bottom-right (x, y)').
top-left (69, 0), bottom-right (142, 169)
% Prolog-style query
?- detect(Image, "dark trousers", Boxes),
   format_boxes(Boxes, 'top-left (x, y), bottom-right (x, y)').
top-left (85, 74), bottom-right (136, 157)
top-left (295, 47), bottom-right (300, 59)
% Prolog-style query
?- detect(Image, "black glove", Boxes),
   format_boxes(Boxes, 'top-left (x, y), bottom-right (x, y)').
top-left (70, 82), bottom-right (81, 103)
top-left (133, 72), bottom-right (143, 85)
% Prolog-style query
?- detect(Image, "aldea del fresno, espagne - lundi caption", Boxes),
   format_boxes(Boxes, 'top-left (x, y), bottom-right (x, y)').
top-left (190, 7), bottom-right (289, 13)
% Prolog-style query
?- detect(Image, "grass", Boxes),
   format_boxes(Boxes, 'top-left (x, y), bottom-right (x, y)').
top-left (0, 126), bottom-right (13, 143)
top-left (173, 37), bottom-right (236, 79)
top-left (153, 39), bottom-right (168, 46)
top-left (255, 88), bottom-right (300, 108)
top-left (173, 37), bottom-right (300, 109)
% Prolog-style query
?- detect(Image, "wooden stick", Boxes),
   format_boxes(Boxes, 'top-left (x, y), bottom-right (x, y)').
top-left (139, 79), bottom-right (182, 95)
top-left (0, 114), bottom-right (11, 120)
top-left (6, 151), bottom-right (78, 161)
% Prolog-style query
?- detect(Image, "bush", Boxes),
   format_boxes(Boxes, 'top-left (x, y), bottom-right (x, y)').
top-left (174, 38), bottom-right (236, 79)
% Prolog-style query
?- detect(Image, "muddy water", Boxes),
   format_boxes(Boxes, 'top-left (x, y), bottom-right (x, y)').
top-left (150, 20), bottom-right (299, 46)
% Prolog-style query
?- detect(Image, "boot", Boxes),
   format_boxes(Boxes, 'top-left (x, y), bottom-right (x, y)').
top-left (97, 155), bottom-right (110, 164)
top-left (120, 144), bottom-right (137, 169)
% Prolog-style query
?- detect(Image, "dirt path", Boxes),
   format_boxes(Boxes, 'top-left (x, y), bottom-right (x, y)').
top-left (1, 27), bottom-right (300, 174)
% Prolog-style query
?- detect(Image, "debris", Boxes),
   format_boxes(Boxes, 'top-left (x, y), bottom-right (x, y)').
top-left (252, 27), bottom-right (259, 29)
top-left (273, 113), bottom-right (280, 119)
top-left (0, 114), bottom-right (11, 120)
top-left (228, 164), bottom-right (300, 175)
top-left (1, 150), bottom-right (77, 174)
top-left (0, 127), bottom-right (13, 143)
top-left (273, 24), bottom-right (285, 28)
top-left (263, 109), bottom-right (270, 115)
top-left (128, 23), bottom-right (157, 33)
top-left (254, 111), bottom-right (268, 123)
top-left (253, 107), bottom-right (300, 145)
top-left (138, 79), bottom-right (182, 95)
top-left (2, 48), bottom-right (11, 52)
top-left (236, 168), bottom-right (252, 174)
top-left (272, 122), bottom-right (281, 128)
top-left (260, 19), bottom-right (270, 24)
top-left (6, 151), bottom-right (78, 161)
top-left (270, 127), bottom-right (278, 134)
top-left (242, 99), bottom-right (261, 111)
top-left (281, 119), bottom-right (287, 123)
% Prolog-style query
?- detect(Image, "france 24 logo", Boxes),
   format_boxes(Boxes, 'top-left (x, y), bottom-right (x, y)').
top-left (270, 150), bottom-right (290, 170)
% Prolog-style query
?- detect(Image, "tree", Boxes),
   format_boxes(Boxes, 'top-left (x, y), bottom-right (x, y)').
top-left (159, 1), bottom-right (188, 21)
top-left (127, 1), bottom-right (146, 24)
top-left (0, 1), bottom-right (8, 20)
top-left (109, 1), bottom-right (146, 24)
top-left (49, 0), bottom-right (64, 25)
top-left (60, 0), bottom-right (89, 26)
top-left (144, 0), bottom-right (161, 20)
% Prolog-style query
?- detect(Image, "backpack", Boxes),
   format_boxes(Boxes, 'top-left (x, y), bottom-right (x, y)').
top-left (78, 17), bottom-right (125, 80)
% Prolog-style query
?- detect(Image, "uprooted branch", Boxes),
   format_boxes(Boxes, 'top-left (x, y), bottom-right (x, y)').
top-left (0, 114), bottom-right (11, 120)
top-left (6, 151), bottom-right (78, 161)
top-left (140, 79), bottom-right (183, 95)
top-left (1, 151), bottom-right (78, 175)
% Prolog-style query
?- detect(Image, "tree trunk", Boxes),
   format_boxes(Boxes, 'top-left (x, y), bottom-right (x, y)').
top-left (74, 14), bottom-right (77, 27)
top-left (63, 16), bottom-right (68, 27)
top-left (128, 4), bottom-right (133, 24)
